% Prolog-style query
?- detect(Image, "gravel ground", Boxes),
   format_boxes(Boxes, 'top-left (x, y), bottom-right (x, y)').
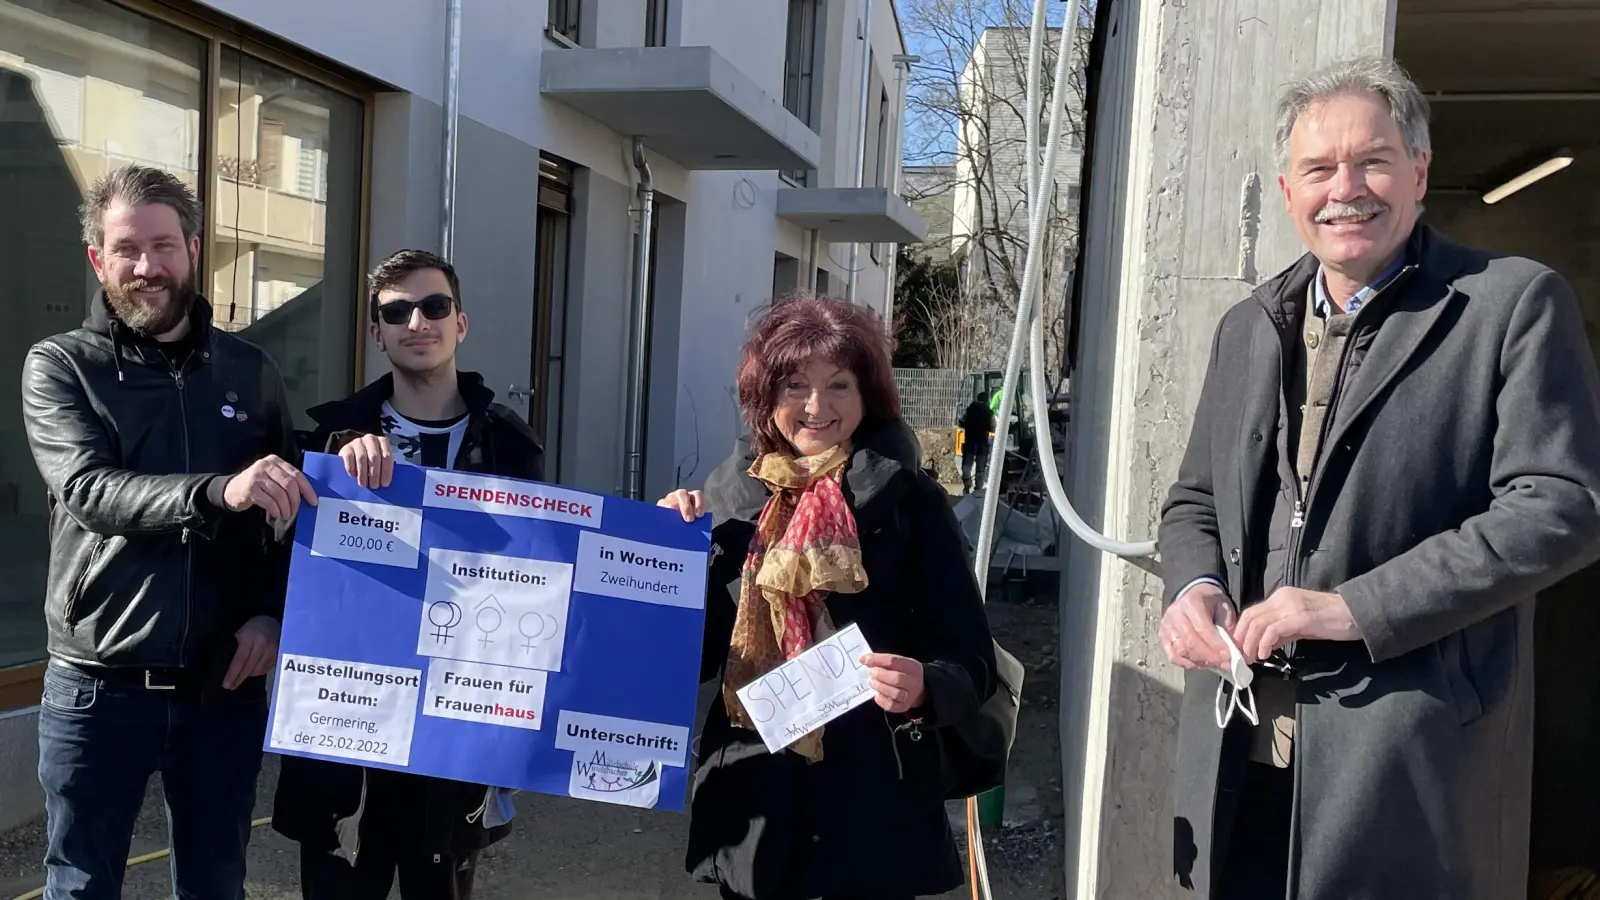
top-left (0, 591), bottom-right (1064, 900)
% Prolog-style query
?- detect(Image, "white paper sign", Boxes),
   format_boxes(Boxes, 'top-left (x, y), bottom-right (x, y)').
top-left (554, 710), bottom-right (691, 768)
top-left (309, 498), bottom-right (423, 569)
top-left (423, 659), bottom-right (548, 731)
top-left (424, 470), bottom-right (604, 528)
top-left (268, 654), bottom-right (422, 765)
top-left (735, 623), bottom-right (877, 753)
top-left (417, 549), bottom-right (574, 672)
top-left (567, 749), bottom-right (662, 809)
top-left (573, 531), bottom-right (706, 610)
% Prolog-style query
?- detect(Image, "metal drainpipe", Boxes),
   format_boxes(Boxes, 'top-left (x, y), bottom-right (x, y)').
top-left (807, 229), bottom-right (820, 294)
top-left (881, 56), bottom-right (912, 320)
top-left (623, 137), bottom-right (656, 500)
top-left (440, 0), bottom-right (463, 259)
top-left (845, 0), bottom-right (875, 304)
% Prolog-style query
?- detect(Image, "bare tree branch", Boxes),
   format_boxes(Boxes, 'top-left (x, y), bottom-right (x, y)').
top-left (899, 0), bottom-right (1093, 377)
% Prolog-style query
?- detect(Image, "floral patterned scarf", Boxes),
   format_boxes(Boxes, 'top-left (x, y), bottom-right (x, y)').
top-left (724, 445), bottom-right (870, 761)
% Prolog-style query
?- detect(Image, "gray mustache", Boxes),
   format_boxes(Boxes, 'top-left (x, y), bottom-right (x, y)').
top-left (1315, 199), bottom-right (1388, 223)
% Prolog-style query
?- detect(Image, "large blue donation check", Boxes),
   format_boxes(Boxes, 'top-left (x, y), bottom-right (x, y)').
top-left (265, 452), bottom-right (711, 812)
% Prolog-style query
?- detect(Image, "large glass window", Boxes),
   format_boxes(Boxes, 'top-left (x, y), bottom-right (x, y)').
top-left (534, 155), bottom-right (574, 480)
top-left (645, 0), bottom-right (669, 48)
top-left (0, 0), bottom-right (205, 671)
top-left (0, 0), bottom-right (365, 674)
top-left (547, 0), bottom-right (581, 47)
top-left (781, 0), bottom-right (820, 185)
top-left (213, 47), bottom-right (363, 430)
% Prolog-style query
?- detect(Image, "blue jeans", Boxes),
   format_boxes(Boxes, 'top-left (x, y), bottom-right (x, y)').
top-left (37, 660), bottom-right (269, 900)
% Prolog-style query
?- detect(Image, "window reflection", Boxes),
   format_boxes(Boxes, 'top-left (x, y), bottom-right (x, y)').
top-left (0, 0), bottom-right (206, 670)
top-left (0, 2), bottom-right (365, 673)
top-left (214, 47), bottom-right (361, 432)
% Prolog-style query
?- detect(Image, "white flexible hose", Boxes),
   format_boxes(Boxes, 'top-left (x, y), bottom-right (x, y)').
top-left (971, 0), bottom-right (1158, 585)
top-left (971, 1), bottom-right (1080, 595)
top-left (1023, 0), bottom-right (1048, 226)
top-left (1025, 284), bottom-right (1158, 557)
top-left (1020, 0), bottom-right (1155, 559)
top-left (965, 2), bottom-right (1157, 897)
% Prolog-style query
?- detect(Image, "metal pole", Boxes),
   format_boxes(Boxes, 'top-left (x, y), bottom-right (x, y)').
top-left (807, 229), bottom-right (820, 294)
top-left (890, 59), bottom-right (914, 196)
top-left (845, 0), bottom-right (875, 304)
top-left (623, 137), bottom-right (656, 500)
top-left (440, 0), bottom-right (463, 259)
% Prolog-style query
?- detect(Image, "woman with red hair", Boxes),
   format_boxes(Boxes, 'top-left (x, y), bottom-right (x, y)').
top-left (659, 293), bottom-right (996, 900)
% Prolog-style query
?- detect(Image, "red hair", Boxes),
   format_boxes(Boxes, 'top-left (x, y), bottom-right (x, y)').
top-left (736, 293), bottom-right (902, 455)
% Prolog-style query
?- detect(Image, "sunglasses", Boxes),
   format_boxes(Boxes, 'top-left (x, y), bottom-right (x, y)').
top-left (375, 293), bottom-right (456, 325)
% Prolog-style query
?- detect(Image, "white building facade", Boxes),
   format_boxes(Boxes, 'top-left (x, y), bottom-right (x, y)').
top-left (0, 0), bottom-right (923, 829)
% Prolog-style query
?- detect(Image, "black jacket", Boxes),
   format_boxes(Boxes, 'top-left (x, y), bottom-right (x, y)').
top-left (20, 292), bottom-right (297, 670)
top-left (1158, 225), bottom-right (1600, 899)
top-left (686, 420), bottom-right (997, 900)
top-left (271, 370), bottom-right (543, 859)
top-left (959, 399), bottom-right (995, 454)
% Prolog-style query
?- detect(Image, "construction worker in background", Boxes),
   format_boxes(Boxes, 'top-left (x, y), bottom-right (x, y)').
top-left (959, 390), bottom-right (996, 494)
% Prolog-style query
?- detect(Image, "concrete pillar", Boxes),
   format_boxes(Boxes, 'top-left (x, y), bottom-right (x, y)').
top-left (1059, 1), bottom-right (1393, 897)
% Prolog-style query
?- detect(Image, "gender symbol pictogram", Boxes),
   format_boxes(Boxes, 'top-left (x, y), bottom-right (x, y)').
top-left (517, 611), bottom-right (559, 656)
top-left (428, 601), bottom-right (462, 644)
top-left (475, 595), bottom-right (505, 650)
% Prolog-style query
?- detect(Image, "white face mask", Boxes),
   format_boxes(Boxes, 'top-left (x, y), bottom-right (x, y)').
top-left (1212, 624), bottom-right (1259, 728)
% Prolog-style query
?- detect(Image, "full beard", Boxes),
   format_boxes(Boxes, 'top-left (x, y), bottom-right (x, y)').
top-left (106, 271), bottom-right (197, 337)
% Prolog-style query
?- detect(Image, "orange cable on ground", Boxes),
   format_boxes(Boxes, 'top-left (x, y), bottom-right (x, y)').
top-left (968, 796), bottom-right (981, 900)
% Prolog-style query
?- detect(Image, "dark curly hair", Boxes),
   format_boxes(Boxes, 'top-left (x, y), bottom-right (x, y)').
top-left (735, 293), bottom-right (901, 455)
top-left (368, 249), bottom-right (461, 323)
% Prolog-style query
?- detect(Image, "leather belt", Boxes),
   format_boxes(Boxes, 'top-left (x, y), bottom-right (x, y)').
top-left (62, 662), bottom-right (206, 692)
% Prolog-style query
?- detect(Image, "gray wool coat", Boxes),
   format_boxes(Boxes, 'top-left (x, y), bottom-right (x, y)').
top-left (1158, 223), bottom-right (1600, 900)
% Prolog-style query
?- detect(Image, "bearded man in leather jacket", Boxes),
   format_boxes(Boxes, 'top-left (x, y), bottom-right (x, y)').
top-left (20, 164), bottom-right (314, 899)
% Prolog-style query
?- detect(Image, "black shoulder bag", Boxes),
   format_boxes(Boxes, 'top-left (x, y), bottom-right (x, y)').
top-left (939, 638), bottom-right (1024, 800)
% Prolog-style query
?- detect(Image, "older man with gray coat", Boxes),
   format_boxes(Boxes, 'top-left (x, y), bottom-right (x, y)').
top-left (1157, 56), bottom-right (1600, 899)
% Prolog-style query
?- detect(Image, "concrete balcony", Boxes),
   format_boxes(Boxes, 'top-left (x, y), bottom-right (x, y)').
top-left (775, 187), bottom-right (928, 244)
top-left (214, 176), bottom-right (326, 255)
top-left (539, 46), bottom-right (820, 172)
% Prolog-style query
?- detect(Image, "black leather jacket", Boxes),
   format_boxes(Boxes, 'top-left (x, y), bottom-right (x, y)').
top-left (20, 292), bottom-right (298, 670)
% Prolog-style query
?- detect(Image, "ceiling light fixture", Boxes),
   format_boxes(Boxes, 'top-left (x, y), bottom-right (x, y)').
top-left (1482, 150), bottom-right (1575, 205)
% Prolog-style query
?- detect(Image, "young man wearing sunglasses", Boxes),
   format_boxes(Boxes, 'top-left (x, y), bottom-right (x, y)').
top-left (270, 248), bottom-right (542, 899)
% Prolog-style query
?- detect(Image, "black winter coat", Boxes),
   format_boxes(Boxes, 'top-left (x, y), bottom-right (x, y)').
top-left (686, 420), bottom-right (997, 900)
top-left (1159, 225), bottom-right (1600, 899)
top-left (270, 370), bottom-right (543, 859)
